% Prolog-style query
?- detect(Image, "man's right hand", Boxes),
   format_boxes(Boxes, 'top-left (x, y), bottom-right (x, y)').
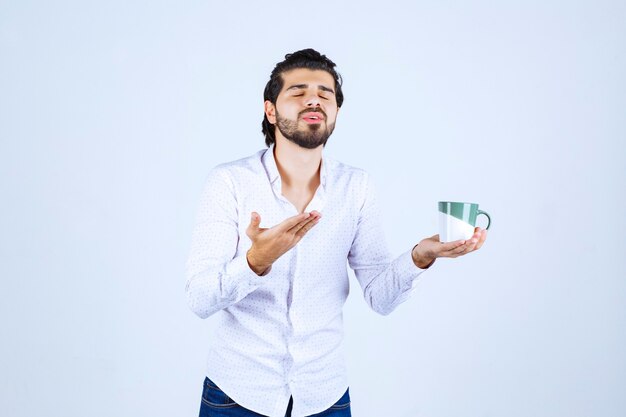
top-left (246, 211), bottom-right (322, 275)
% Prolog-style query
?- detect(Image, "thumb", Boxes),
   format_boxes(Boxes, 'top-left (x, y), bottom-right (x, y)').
top-left (247, 212), bottom-right (261, 235)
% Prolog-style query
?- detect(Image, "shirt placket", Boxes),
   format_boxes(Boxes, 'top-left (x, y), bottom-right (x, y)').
top-left (266, 149), bottom-right (328, 397)
top-left (269, 178), bottom-right (299, 389)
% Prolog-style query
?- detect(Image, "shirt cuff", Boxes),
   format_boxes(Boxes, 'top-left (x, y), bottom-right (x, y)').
top-left (396, 249), bottom-right (432, 277)
top-left (387, 250), bottom-right (430, 308)
top-left (226, 254), bottom-right (270, 295)
top-left (396, 249), bottom-right (430, 287)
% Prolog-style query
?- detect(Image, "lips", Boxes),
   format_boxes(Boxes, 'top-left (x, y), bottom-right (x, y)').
top-left (301, 112), bottom-right (324, 123)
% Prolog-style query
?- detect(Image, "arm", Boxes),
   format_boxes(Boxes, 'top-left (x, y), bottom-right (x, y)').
top-left (185, 169), bottom-right (322, 319)
top-left (347, 173), bottom-right (489, 316)
top-left (185, 169), bottom-right (268, 319)
top-left (348, 173), bottom-right (430, 316)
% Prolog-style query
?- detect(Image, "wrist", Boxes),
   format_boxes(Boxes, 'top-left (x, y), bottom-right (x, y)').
top-left (246, 248), bottom-right (272, 276)
top-left (412, 244), bottom-right (436, 269)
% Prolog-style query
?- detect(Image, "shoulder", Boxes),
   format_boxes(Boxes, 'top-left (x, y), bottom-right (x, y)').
top-left (197, 149), bottom-right (267, 201)
top-left (207, 149), bottom-right (266, 182)
top-left (324, 155), bottom-right (372, 188)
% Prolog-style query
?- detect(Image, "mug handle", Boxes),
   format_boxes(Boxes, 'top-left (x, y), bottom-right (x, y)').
top-left (477, 210), bottom-right (491, 230)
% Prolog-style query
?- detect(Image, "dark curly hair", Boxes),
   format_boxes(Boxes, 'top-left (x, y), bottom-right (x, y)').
top-left (261, 49), bottom-right (344, 147)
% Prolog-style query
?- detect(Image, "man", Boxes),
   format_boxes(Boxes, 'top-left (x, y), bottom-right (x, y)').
top-left (186, 49), bottom-right (488, 417)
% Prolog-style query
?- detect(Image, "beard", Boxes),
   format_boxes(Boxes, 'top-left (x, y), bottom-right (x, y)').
top-left (275, 108), bottom-right (336, 149)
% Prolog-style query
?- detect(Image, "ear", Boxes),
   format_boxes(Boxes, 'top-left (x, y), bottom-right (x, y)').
top-left (264, 100), bottom-right (276, 124)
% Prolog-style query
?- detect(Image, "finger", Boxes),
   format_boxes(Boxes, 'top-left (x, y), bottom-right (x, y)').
top-left (462, 240), bottom-right (478, 254)
top-left (246, 212), bottom-right (261, 236)
top-left (288, 213), bottom-right (321, 234)
top-left (294, 215), bottom-right (321, 237)
top-left (462, 234), bottom-right (481, 252)
top-left (442, 239), bottom-right (476, 257)
top-left (440, 230), bottom-right (484, 257)
top-left (474, 230), bottom-right (487, 250)
top-left (474, 229), bottom-right (488, 250)
top-left (447, 242), bottom-right (471, 257)
top-left (276, 212), bottom-right (312, 232)
top-left (438, 239), bottom-right (466, 252)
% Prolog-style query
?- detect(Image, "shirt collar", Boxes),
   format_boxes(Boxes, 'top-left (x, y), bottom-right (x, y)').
top-left (262, 144), bottom-right (328, 188)
top-left (262, 144), bottom-right (281, 185)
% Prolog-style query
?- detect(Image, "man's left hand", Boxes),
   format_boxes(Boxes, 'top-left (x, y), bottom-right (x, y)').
top-left (411, 227), bottom-right (488, 269)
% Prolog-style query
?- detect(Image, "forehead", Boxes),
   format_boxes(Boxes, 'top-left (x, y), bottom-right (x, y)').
top-left (280, 68), bottom-right (335, 91)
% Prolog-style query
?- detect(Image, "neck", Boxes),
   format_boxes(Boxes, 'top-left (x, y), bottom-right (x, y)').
top-left (273, 136), bottom-right (322, 189)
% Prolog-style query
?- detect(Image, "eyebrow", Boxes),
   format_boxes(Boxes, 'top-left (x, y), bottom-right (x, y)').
top-left (285, 84), bottom-right (335, 94)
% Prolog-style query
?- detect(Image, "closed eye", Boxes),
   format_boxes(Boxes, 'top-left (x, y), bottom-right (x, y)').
top-left (292, 93), bottom-right (330, 100)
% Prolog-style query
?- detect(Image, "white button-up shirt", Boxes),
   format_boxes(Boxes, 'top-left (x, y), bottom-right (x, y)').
top-left (185, 145), bottom-right (428, 417)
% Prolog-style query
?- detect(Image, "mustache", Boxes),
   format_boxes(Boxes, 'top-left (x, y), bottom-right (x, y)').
top-left (299, 108), bottom-right (327, 118)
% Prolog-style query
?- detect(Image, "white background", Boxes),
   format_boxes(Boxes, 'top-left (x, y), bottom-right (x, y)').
top-left (1, 1), bottom-right (624, 416)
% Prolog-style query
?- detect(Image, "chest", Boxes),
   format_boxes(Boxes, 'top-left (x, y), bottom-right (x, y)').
top-left (234, 180), bottom-right (359, 258)
top-left (281, 186), bottom-right (316, 213)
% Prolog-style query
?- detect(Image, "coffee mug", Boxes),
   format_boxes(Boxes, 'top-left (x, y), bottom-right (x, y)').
top-left (438, 201), bottom-right (491, 243)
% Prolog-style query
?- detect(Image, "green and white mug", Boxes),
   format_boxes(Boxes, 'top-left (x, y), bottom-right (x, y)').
top-left (438, 201), bottom-right (491, 243)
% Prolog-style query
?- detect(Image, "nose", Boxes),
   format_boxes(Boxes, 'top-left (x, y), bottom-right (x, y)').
top-left (305, 93), bottom-right (321, 107)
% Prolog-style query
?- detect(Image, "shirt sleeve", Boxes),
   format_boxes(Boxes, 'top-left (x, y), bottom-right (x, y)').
top-left (185, 168), bottom-right (269, 319)
top-left (347, 172), bottom-right (430, 316)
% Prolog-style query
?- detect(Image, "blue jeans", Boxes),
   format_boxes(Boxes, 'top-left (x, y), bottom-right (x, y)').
top-left (198, 377), bottom-right (351, 417)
